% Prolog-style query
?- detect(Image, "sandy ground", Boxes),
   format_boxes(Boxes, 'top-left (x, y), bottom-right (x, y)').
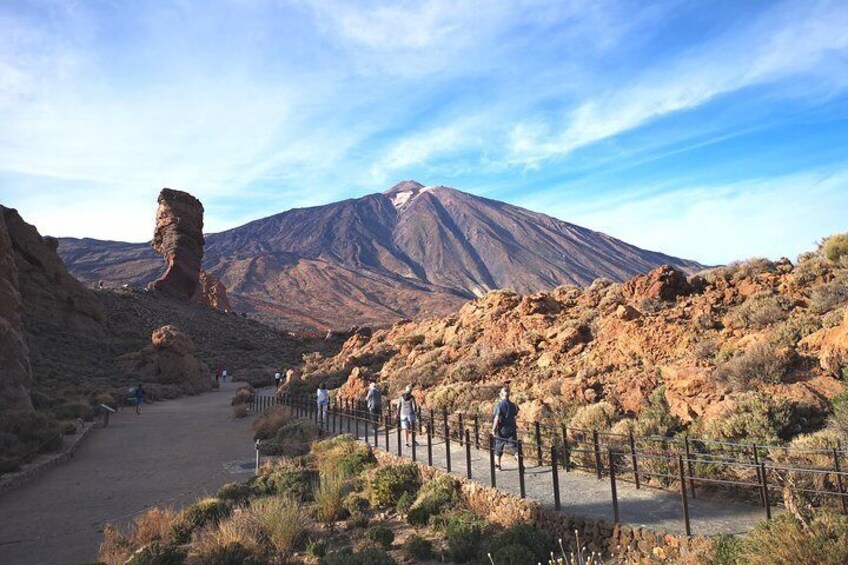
top-left (0, 382), bottom-right (258, 565)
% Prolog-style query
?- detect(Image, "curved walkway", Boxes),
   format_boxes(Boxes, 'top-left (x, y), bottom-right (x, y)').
top-left (0, 382), bottom-right (258, 565)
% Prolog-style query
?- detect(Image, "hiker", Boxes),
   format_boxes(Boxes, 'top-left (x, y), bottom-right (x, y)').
top-left (491, 386), bottom-right (519, 471)
top-left (221, 369), bottom-right (228, 383)
top-left (316, 382), bottom-right (330, 427)
top-left (274, 372), bottom-right (282, 387)
top-left (134, 384), bottom-right (146, 415)
top-left (397, 385), bottom-right (419, 447)
top-left (366, 382), bottom-right (382, 423)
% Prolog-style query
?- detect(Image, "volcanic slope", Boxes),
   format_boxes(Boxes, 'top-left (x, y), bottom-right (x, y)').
top-left (59, 182), bottom-right (702, 330)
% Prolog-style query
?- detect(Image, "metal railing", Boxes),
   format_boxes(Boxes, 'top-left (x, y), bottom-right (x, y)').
top-left (253, 392), bottom-right (848, 536)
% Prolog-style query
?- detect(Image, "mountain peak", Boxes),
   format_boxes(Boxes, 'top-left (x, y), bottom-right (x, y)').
top-left (383, 180), bottom-right (438, 209)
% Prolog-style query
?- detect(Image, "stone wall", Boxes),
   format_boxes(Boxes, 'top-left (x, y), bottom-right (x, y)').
top-left (372, 450), bottom-right (711, 563)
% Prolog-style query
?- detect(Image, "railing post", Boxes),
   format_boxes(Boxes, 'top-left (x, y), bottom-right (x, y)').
top-left (373, 412), bottom-right (379, 447)
top-left (331, 402), bottom-right (336, 434)
top-left (760, 462), bottom-right (771, 520)
top-left (678, 455), bottom-right (691, 536)
top-left (354, 406), bottom-right (359, 439)
top-left (384, 406), bottom-right (390, 451)
top-left (489, 434), bottom-right (497, 488)
top-left (551, 445), bottom-right (561, 511)
top-left (562, 425), bottom-right (570, 472)
top-left (752, 444), bottom-right (764, 506)
top-left (518, 441), bottom-right (526, 499)
top-left (459, 413), bottom-right (465, 446)
top-left (396, 413), bottom-right (402, 456)
top-left (629, 431), bottom-right (640, 489)
top-left (474, 414), bottom-right (480, 449)
top-left (609, 448), bottom-right (620, 524)
top-left (412, 426), bottom-right (417, 462)
top-left (685, 437), bottom-right (696, 499)
top-left (427, 421), bottom-right (433, 466)
top-left (833, 448), bottom-right (848, 515)
top-left (535, 421), bottom-right (543, 466)
top-left (593, 430), bottom-right (603, 479)
top-left (444, 409), bottom-right (452, 473)
top-left (465, 430), bottom-right (472, 479)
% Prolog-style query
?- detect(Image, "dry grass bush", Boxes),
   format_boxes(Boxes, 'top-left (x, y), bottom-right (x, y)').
top-left (742, 512), bottom-right (848, 565)
top-left (230, 386), bottom-right (254, 406)
top-left (770, 428), bottom-right (843, 510)
top-left (259, 419), bottom-right (318, 457)
top-left (252, 405), bottom-right (293, 440)
top-left (311, 434), bottom-right (374, 479)
top-left (314, 473), bottom-right (350, 522)
top-left (700, 392), bottom-right (794, 444)
top-left (823, 308), bottom-right (845, 328)
top-left (692, 338), bottom-right (719, 361)
top-left (568, 401), bottom-right (617, 432)
top-left (249, 495), bottom-right (307, 555)
top-left (770, 314), bottom-right (822, 348)
top-left (810, 276), bottom-right (848, 314)
top-left (232, 403), bottom-right (248, 418)
top-left (727, 291), bottom-right (789, 329)
top-left (98, 507), bottom-right (179, 565)
top-left (715, 342), bottom-right (789, 390)
top-left (791, 253), bottom-right (831, 285)
top-left (192, 511), bottom-right (266, 564)
top-left (821, 233), bottom-right (848, 264)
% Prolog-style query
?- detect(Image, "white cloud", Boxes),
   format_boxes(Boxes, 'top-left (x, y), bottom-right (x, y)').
top-left (545, 168), bottom-right (848, 265)
top-left (508, 0), bottom-right (848, 165)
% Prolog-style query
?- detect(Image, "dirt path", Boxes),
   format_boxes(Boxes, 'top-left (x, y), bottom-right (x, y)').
top-left (0, 382), bottom-right (259, 565)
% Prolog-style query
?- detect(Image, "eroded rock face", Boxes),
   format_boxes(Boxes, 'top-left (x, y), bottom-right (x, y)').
top-left (149, 189), bottom-right (206, 301)
top-left (623, 265), bottom-right (693, 303)
top-left (0, 211), bottom-right (32, 411)
top-left (193, 271), bottom-right (231, 312)
top-left (116, 325), bottom-right (210, 394)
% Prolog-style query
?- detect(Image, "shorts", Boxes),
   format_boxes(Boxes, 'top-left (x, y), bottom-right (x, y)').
top-left (494, 426), bottom-right (517, 457)
top-left (400, 415), bottom-right (416, 430)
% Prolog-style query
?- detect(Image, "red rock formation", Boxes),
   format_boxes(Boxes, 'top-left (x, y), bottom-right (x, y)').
top-left (116, 325), bottom-right (210, 394)
top-left (193, 271), bottom-right (231, 312)
top-left (623, 265), bottom-right (693, 303)
top-left (149, 189), bottom-right (206, 300)
top-left (0, 211), bottom-right (32, 411)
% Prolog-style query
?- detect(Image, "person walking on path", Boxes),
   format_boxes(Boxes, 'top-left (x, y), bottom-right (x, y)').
top-left (316, 383), bottom-right (330, 428)
top-left (397, 385), bottom-right (419, 447)
top-left (366, 382), bottom-right (382, 423)
top-left (491, 386), bottom-right (519, 471)
top-left (274, 372), bottom-right (282, 388)
top-left (134, 384), bottom-right (146, 415)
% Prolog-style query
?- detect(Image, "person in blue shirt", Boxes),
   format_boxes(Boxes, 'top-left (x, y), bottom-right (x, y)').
top-left (491, 386), bottom-right (519, 471)
top-left (134, 384), bottom-right (146, 415)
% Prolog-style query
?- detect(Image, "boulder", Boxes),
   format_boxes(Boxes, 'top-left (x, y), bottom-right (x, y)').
top-left (116, 325), bottom-right (210, 394)
top-left (623, 265), bottom-right (692, 303)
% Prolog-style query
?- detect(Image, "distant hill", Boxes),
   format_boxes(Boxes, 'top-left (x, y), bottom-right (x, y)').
top-left (59, 181), bottom-right (703, 330)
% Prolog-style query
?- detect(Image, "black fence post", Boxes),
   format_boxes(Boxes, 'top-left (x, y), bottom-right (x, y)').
top-left (629, 431), bottom-right (640, 489)
top-left (593, 430), bottom-right (603, 479)
top-left (354, 406), bottom-right (359, 439)
top-left (834, 448), bottom-right (848, 515)
top-left (465, 430), bottom-right (472, 479)
top-left (678, 455), bottom-right (691, 536)
top-left (474, 414), bottom-right (480, 450)
top-left (396, 413), bottom-right (402, 456)
top-left (551, 445), bottom-right (561, 511)
top-left (760, 462), bottom-right (771, 520)
top-left (458, 413), bottom-right (465, 446)
top-left (444, 409), bottom-right (452, 473)
top-left (609, 448), bottom-right (620, 524)
top-left (685, 437), bottom-right (697, 499)
top-left (346, 400), bottom-right (351, 434)
top-left (752, 444), bottom-right (764, 506)
top-left (373, 413), bottom-right (378, 447)
top-left (384, 406), bottom-right (390, 451)
top-left (535, 421), bottom-right (543, 466)
top-left (562, 425), bottom-right (571, 472)
top-left (518, 441), bottom-right (526, 499)
top-left (412, 426), bottom-right (417, 462)
top-left (427, 422), bottom-right (433, 466)
top-left (489, 434), bottom-right (497, 488)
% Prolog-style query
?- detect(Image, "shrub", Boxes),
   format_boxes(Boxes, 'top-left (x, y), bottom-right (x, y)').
top-left (307, 539), bottom-right (328, 558)
top-left (821, 233), bottom-right (848, 264)
top-left (403, 535), bottom-right (433, 560)
top-left (396, 491), bottom-right (414, 515)
top-left (743, 512), bottom-right (848, 564)
top-left (231, 386), bottom-right (254, 406)
top-left (633, 386), bottom-right (681, 437)
top-left (365, 525), bottom-right (395, 549)
top-left (485, 523), bottom-right (553, 564)
top-left (216, 482), bottom-right (256, 504)
top-left (709, 534), bottom-right (744, 565)
top-left (125, 542), bottom-right (187, 565)
top-left (568, 401), bottom-right (616, 432)
top-left (406, 474), bottom-right (460, 526)
top-left (252, 405), bottom-right (293, 440)
top-left (170, 498), bottom-right (230, 544)
top-left (192, 513), bottom-right (266, 565)
top-left (726, 292), bottom-right (789, 329)
top-left (700, 393), bottom-right (796, 444)
top-left (254, 464), bottom-right (317, 501)
top-left (249, 495), bottom-right (307, 556)
top-left (311, 434), bottom-right (374, 479)
top-left (343, 493), bottom-right (369, 514)
top-left (232, 404), bottom-right (249, 418)
top-left (320, 548), bottom-right (397, 565)
top-left (488, 543), bottom-right (535, 564)
top-left (259, 419), bottom-right (319, 457)
top-left (346, 511), bottom-right (369, 529)
top-left (829, 391), bottom-right (848, 443)
top-left (52, 401), bottom-right (96, 421)
top-left (99, 508), bottom-right (181, 565)
top-left (314, 473), bottom-right (348, 522)
top-left (693, 339), bottom-right (718, 361)
top-left (810, 277), bottom-right (848, 314)
top-left (443, 511), bottom-right (485, 563)
top-left (715, 342), bottom-right (789, 390)
top-left (369, 464), bottom-right (421, 507)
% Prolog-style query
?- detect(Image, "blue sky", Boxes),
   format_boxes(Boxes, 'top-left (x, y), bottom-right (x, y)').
top-left (1, 0), bottom-right (847, 264)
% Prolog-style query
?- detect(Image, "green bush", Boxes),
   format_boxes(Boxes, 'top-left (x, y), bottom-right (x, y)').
top-left (396, 491), bottom-right (414, 515)
top-left (810, 277), bottom-right (848, 314)
top-left (403, 535), bottom-right (433, 560)
top-left (315, 473), bottom-right (348, 523)
top-left (700, 393), bottom-right (797, 444)
top-left (487, 543), bottom-right (535, 565)
top-left (346, 511), bottom-right (369, 529)
top-left (485, 523), bottom-right (552, 564)
top-left (170, 498), bottom-right (230, 544)
top-left (406, 475), bottom-right (460, 526)
top-left (311, 434), bottom-right (374, 479)
top-left (216, 482), bottom-right (256, 504)
top-left (365, 525), bottom-right (395, 549)
top-left (369, 464), bottom-right (421, 507)
top-left (250, 495), bottom-right (307, 556)
top-left (253, 464), bottom-right (317, 501)
top-left (252, 405), bottom-right (293, 440)
top-left (200, 542), bottom-right (263, 565)
top-left (343, 493), bottom-right (370, 514)
top-left (125, 542), bottom-right (187, 565)
top-left (709, 534), bottom-right (744, 565)
top-left (822, 233), bottom-right (848, 264)
top-left (259, 420), bottom-right (318, 457)
top-left (52, 401), bottom-right (96, 422)
top-left (443, 511), bottom-right (485, 563)
top-left (715, 343), bottom-right (789, 390)
top-left (307, 539), bottom-right (327, 558)
top-left (320, 548), bottom-right (397, 565)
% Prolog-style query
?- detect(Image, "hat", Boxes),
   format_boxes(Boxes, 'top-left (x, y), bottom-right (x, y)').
top-left (404, 385), bottom-right (412, 393)
top-left (369, 382), bottom-right (377, 389)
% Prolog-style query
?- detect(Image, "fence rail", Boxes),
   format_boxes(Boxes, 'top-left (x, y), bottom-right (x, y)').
top-left (251, 392), bottom-right (848, 535)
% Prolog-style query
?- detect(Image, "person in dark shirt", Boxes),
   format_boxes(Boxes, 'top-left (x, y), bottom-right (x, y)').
top-left (491, 386), bottom-right (519, 470)
top-left (134, 384), bottom-right (146, 415)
